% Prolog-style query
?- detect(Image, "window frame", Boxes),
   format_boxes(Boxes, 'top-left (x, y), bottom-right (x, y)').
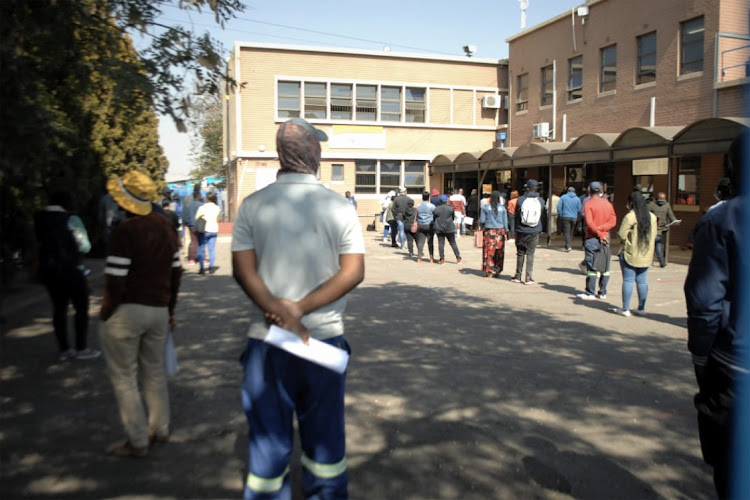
top-left (277, 81), bottom-right (301, 118)
top-left (351, 160), bottom-right (426, 195)
top-left (404, 87), bottom-right (426, 123)
top-left (680, 16), bottom-right (704, 75)
top-left (380, 86), bottom-right (402, 122)
top-left (677, 156), bottom-right (701, 206)
top-left (304, 82), bottom-right (327, 120)
top-left (355, 160), bottom-right (377, 194)
top-left (541, 65), bottom-right (554, 106)
top-left (567, 56), bottom-right (583, 101)
top-left (330, 83), bottom-right (353, 120)
top-left (600, 45), bottom-right (617, 93)
top-left (355, 84), bottom-right (377, 121)
top-left (516, 73), bottom-right (528, 111)
top-left (637, 32), bottom-right (657, 85)
top-left (331, 164), bottom-right (344, 182)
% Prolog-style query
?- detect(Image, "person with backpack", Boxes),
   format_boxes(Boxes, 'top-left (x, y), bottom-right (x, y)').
top-left (511, 179), bottom-right (545, 285)
top-left (34, 190), bottom-right (100, 361)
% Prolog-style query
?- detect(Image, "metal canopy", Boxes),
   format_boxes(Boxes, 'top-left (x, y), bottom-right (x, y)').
top-left (454, 151), bottom-right (485, 173)
top-left (553, 133), bottom-right (618, 164)
top-left (479, 147), bottom-right (516, 170)
top-left (611, 126), bottom-right (684, 160)
top-left (672, 117), bottom-right (750, 156)
top-left (512, 142), bottom-right (570, 167)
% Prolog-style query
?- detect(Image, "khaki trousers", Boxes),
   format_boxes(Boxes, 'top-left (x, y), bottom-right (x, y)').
top-left (101, 303), bottom-right (170, 448)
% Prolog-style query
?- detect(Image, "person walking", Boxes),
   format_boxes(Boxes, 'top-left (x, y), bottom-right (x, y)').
top-left (511, 180), bottom-right (545, 285)
top-left (576, 182), bottom-right (617, 300)
top-left (415, 191), bottom-right (436, 263)
top-left (648, 192), bottom-right (680, 267)
top-left (194, 192), bottom-right (221, 275)
top-left (557, 186), bottom-right (582, 252)
top-left (183, 188), bottom-right (203, 265)
top-left (614, 191), bottom-right (657, 316)
top-left (232, 117), bottom-right (365, 499)
top-left (34, 190), bottom-right (100, 361)
top-left (99, 170), bottom-right (182, 458)
top-left (433, 194), bottom-right (461, 264)
top-left (479, 190), bottom-right (509, 278)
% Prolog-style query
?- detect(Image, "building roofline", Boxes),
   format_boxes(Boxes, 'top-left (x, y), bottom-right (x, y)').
top-left (505, 0), bottom-right (605, 43)
top-left (233, 41), bottom-right (507, 65)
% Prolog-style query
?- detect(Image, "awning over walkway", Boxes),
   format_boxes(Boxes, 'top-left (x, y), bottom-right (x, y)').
top-left (479, 147), bottom-right (516, 170)
top-left (611, 126), bottom-right (683, 160)
top-left (553, 133), bottom-right (618, 164)
top-left (672, 117), bottom-right (750, 156)
top-left (454, 151), bottom-right (484, 173)
top-left (513, 142), bottom-right (570, 167)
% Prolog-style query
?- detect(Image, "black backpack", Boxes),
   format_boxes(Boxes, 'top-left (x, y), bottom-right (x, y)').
top-left (35, 211), bottom-right (80, 273)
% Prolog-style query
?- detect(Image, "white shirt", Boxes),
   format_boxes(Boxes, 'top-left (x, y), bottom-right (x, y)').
top-left (232, 173), bottom-right (365, 340)
top-left (195, 202), bottom-right (221, 233)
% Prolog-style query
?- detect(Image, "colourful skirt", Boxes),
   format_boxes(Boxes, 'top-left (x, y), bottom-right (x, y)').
top-left (482, 228), bottom-right (506, 274)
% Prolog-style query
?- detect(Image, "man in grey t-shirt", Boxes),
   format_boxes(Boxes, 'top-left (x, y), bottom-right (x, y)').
top-left (232, 117), bottom-right (365, 499)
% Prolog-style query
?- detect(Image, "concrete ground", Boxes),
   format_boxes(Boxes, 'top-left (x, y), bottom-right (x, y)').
top-left (0, 230), bottom-right (713, 499)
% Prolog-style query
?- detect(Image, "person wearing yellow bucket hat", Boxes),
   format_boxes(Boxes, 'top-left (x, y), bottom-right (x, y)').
top-left (100, 170), bottom-right (183, 457)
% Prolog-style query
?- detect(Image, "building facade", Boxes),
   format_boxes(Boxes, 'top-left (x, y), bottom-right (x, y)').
top-left (223, 43), bottom-right (509, 223)
top-left (501, 0), bottom-right (749, 245)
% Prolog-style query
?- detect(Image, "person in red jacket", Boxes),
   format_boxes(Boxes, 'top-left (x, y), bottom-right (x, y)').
top-left (577, 181), bottom-right (616, 300)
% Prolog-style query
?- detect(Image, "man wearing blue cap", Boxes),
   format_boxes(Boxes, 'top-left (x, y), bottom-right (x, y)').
top-left (232, 117), bottom-right (365, 499)
top-left (577, 181), bottom-right (616, 300)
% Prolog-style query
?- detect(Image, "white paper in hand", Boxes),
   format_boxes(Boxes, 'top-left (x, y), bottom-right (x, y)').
top-left (264, 325), bottom-right (349, 374)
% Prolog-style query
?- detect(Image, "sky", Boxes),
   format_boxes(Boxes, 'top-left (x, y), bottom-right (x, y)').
top-left (154, 0), bottom-right (584, 181)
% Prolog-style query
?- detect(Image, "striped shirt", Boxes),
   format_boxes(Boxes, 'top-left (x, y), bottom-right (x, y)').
top-left (101, 213), bottom-right (182, 320)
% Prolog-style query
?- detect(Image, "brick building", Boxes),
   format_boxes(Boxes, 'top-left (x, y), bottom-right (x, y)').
top-left (222, 43), bottom-right (508, 223)
top-left (496, 0), bottom-right (749, 246)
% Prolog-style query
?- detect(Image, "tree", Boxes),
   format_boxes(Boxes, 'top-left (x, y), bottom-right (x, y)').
top-left (189, 94), bottom-right (225, 180)
top-left (0, 0), bottom-right (243, 265)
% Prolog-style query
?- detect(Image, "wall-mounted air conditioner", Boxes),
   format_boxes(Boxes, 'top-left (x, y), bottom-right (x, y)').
top-left (532, 122), bottom-right (550, 139)
top-left (567, 167), bottom-right (583, 183)
top-left (482, 94), bottom-right (502, 109)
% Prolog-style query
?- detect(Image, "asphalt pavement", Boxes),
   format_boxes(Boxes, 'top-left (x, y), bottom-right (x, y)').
top-left (0, 231), bottom-right (713, 499)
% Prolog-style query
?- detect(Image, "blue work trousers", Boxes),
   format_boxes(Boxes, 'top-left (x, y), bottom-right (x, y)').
top-left (240, 337), bottom-right (350, 500)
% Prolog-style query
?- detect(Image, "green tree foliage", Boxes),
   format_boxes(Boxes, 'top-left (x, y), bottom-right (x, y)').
top-left (0, 0), bottom-right (243, 263)
top-left (189, 94), bottom-right (225, 180)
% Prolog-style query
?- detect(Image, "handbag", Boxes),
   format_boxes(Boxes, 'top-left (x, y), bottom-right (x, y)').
top-left (474, 229), bottom-right (484, 248)
top-left (195, 215), bottom-right (206, 234)
top-left (410, 214), bottom-right (418, 233)
top-left (165, 330), bottom-right (179, 376)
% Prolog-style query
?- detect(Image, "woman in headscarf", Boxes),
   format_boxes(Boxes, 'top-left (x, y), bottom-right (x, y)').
top-left (616, 191), bottom-right (657, 316)
top-left (479, 190), bottom-right (509, 278)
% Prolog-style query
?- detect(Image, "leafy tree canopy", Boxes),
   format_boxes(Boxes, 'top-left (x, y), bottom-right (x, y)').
top-left (189, 94), bottom-right (225, 180)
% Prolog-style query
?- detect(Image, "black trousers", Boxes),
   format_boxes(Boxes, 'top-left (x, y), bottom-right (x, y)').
top-left (415, 225), bottom-right (435, 259)
top-left (561, 217), bottom-right (577, 249)
top-left (436, 232), bottom-right (460, 260)
top-left (42, 268), bottom-right (89, 351)
top-left (514, 232), bottom-right (539, 281)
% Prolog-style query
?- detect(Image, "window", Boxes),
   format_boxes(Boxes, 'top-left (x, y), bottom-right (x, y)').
top-left (330, 84), bottom-right (352, 120)
top-left (405, 87), bottom-right (425, 123)
top-left (677, 156), bottom-right (700, 205)
top-left (355, 85), bottom-right (377, 121)
top-left (331, 164), bottom-right (344, 181)
top-left (600, 45), bottom-right (617, 92)
top-left (568, 56), bottom-right (583, 100)
top-left (380, 160), bottom-right (401, 193)
top-left (355, 160), bottom-right (376, 193)
top-left (681, 17), bottom-right (704, 74)
top-left (404, 161), bottom-right (425, 194)
top-left (516, 74), bottom-right (528, 111)
top-left (541, 65), bottom-right (553, 106)
top-left (637, 32), bottom-right (657, 84)
top-left (278, 81), bottom-right (300, 118)
top-left (304, 82), bottom-right (326, 119)
top-left (381, 86), bottom-right (402, 121)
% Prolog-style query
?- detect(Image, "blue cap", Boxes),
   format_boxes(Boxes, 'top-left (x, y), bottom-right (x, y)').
top-left (440, 194), bottom-right (449, 202)
top-left (589, 181), bottom-right (603, 191)
top-left (525, 179), bottom-right (539, 188)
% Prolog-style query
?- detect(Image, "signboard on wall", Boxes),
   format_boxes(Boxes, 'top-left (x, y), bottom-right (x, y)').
top-left (329, 125), bottom-right (386, 149)
top-left (633, 158), bottom-right (668, 175)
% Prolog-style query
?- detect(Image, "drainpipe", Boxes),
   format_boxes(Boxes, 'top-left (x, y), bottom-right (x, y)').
top-left (552, 60), bottom-right (557, 141)
top-left (562, 114), bottom-right (567, 143)
top-left (649, 97), bottom-right (656, 127)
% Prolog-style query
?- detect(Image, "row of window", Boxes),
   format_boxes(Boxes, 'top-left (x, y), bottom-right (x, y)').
top-left (279, 81), bottom-right (426, 123)
top-left (516, 16), bottom-right (704, 110)
top-left (354, 160), bottom-right (426, 194)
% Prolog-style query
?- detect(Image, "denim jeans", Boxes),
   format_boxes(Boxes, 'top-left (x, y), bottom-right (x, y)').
top-left (619, 253), bottom-right (649, 311)
top-left (654, 232), bottom-right (666, 266)
top-left (197, 232), bottom-right (218, 271)
top-left (396, 220), bottom-right (406, 247)
top-left (561, 217), bottom-right (577, 249)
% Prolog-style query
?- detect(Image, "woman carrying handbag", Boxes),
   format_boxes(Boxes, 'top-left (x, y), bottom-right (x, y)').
top-left (479, 191), bottom-right (509, 278)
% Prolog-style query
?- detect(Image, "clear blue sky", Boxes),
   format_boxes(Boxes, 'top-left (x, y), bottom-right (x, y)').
top-left (155, 0), bottom-right (583, 180)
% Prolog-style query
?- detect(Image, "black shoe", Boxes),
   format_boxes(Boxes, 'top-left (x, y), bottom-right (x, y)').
top-left (198, 269), bottom-right (205, 275)
top-left (660, 263), bottom-right (667, 268)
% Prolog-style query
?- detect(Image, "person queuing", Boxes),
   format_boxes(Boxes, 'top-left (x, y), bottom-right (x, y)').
top-left (231, 117), bottom-right (364, 498)
top-left (479, 190), bottom-right (509, 278)
top-left (576, 182), bottom-right (616, 300)
top-left (557, 186), bottom-right (582, 252)
top-left (511, 180), bottom-right (545, 285)
top-left (506, 189), bottom-right (519, 242)
top-left (614, 191), bottom-right (657, 316)
top-left (415, 191), bottom-right (436, 263)
top-left (391, 187), bottom-right (411, 249)
top-left (194, 192), bottom-right (221, 275)
top-left (433, 194), bottom-right (462, 265)
top-left (647, 192), bottom-right (680, 267)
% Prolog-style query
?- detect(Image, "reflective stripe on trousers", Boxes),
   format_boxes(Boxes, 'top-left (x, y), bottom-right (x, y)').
top-left (247, 466), bottom-right (290, 494)
top-left (301, 453), bottom-right (347, 479)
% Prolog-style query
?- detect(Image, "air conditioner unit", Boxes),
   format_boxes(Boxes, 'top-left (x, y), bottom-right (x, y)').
top-left (482, 94), bottom-right (502, 109)
top-left (567, 167), bottom-right (583, 183)
top-left (532, 122), bottom-right (550, 139)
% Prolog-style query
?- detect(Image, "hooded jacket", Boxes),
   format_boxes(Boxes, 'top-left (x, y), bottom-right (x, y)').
top-left (557, 191), bottom-right (582, 219)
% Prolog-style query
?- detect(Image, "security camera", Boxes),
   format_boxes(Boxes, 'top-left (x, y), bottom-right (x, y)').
top-left (463, 45), bottom-right (477, 57)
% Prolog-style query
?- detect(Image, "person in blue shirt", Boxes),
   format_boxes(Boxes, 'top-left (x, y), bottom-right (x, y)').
top-left (414, 191), bottom-right (436, 263)
top-left (479, 190), bottom-right (509, 278)
top-left (557, 186), bottom-right (582, 252)
top-left (345, 190), bottom-right (357, 210)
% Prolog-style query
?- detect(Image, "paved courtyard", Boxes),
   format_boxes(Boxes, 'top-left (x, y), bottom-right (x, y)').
top-left (1, 229), bottom-right (714, 499)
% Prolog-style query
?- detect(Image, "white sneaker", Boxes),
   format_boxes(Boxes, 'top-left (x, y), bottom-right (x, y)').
top-left (576, 293), bottom-right (597, 301)
top-left (620, 310), bottom-right (631, 317)
top-left (596, 294), bottom-right (607, 300)
top-left (76, 348), bottom-right (102, 360)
